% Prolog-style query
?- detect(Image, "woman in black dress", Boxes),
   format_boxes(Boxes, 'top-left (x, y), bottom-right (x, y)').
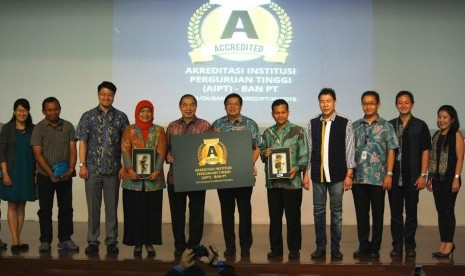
top-left (427, 105), bottom-right (464, 258)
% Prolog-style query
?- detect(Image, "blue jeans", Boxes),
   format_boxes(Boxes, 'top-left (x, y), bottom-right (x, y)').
top-left (312, 181), bottom-right (343, 252)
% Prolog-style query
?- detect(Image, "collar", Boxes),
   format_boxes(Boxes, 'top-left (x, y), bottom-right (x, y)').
top-left (397, 115), bottom-right (414, 126)
top-left (96, 105), bottom-right (115, 114)
top-left (177, 116), bottom-right (198, 125)
top-left (45, 118), bottom-right (63, 127)
top-left (362, 115), bottom-right (380, 125)
top-left (319, 111), bottom-right (337, 122)
top-left (224, 115), bottom-right (243, 124)
top-left (273, 121), bottom-right (291, 132)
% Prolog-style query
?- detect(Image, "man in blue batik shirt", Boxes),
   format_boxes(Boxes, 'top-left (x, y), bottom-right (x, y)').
top-left (352, 91), bottom-right (398, 259)
top-left (75, 81), bottom-right (129, 255)
top-left (211, 93), bottom-right (260, 259)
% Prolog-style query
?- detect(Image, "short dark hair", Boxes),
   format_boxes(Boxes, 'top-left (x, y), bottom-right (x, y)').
top-left (224, 93), bottom-right (242, 106)
top-left (361, 90), bottom-right (380, 104)
top-left (271, 99), bottom-right (288, 111)
top-left (98, 81), bottom-right (117, 94)
top-left (10, 98), bottom-right (33, 128)
top-left (395, 90), bottom-right (414, 104)
top-left (42, 97), bottom-right (61, 110)
top-left (179, 94), bottom-right (197, 105)
top-left (318, 88), bottom-right (336, 101)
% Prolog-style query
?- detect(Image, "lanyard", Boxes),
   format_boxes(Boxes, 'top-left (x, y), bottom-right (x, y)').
top-left (363, 123), bottom-right (372, 148)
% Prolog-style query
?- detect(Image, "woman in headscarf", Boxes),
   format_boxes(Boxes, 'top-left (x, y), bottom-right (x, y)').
top-left (0, 99), bottom-right (37, 253)
top-left (121, 100), bottom-right (167, 257)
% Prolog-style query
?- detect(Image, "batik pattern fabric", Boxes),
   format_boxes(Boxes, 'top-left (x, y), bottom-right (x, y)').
top-left (75, 106), bottom-right (129, 175)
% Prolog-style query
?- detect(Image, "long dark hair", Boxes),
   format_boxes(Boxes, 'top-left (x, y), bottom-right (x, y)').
top-left (10, 98), bottom-right (33, 129)
top-left (437, 105), bottom-right (460, 143)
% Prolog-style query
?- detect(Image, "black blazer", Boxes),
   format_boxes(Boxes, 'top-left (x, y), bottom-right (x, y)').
top-left (0, 121), bottom-right (34, 175)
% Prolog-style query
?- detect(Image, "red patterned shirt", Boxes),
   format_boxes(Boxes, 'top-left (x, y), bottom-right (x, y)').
top-left (166, 116), bottom-right (211, 184)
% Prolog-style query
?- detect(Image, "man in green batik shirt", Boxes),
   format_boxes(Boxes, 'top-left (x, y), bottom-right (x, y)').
top-left (261, 99), bottom-right (309, 260)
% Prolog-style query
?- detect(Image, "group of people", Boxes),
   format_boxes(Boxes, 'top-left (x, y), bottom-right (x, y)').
top-left (0, 84), bottom-right (463, 263)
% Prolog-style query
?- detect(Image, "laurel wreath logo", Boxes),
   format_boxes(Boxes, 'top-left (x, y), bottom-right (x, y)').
top-left (197, 142), bottom-right (228, 166)
top-left (187, 2), bottom-right (292, 55)
top-left (269, 2), bottom-right (293, 53)
top-left (188, 3), bottom-right (212, 49)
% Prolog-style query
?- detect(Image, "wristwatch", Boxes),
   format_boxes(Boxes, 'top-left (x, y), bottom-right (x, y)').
top-left (421, 173), bottom-right (428, 178)
top-left (79, 162), bottom-right (86, 168)
top-left (454, 174), bottom-right (460, 179)
top-left (386, 172), bottom-right (394, 177)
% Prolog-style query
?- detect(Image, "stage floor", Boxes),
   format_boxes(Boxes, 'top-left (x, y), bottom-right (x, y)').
top-left (0, 221), bottom-right (462, 264)
top-left (0, 221), bottom-right (463, 275)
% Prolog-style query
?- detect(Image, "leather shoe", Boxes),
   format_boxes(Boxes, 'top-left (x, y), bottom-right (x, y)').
top-left (11, 245), bottom-right (22, 253)
top-left (85, 244), bottom-right (99, 254)
top-left (106, 243), bottom-right (119, 254)
top-left (369, 251), bottom-right (380, 258)
top-left (331, 250), bottom-right (343, 260)
top-left (267, 251), bottom-right (283, 259)
top-left (241, 249), bottom-right (250, 257)
top-left (390, 248), bottom-right (402, 257)
top-left (406, 249), bottom-right (416, 257)
top-left (0, 240), bottom-right (7, 250)
top-left (133, 246), bottom-right (142, 257)
top-left (224, 248), bottom-right (236, 257)
top-left (432, 251), bottom-right (442, 257)
top-left (353, 248), bottom-right (368, 258)
top-left (288, 250), bottom-right (300, 259)
top-left (311, 248), bottom-right (326, 259)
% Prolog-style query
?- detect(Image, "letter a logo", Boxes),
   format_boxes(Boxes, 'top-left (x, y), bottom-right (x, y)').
top-left (188, 0), bottom-right (293, 63)
top-left (221, 11), bottom-right (258, 39)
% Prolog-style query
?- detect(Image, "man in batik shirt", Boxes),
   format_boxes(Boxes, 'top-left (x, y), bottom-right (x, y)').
top-left (352, 91), bottom-right (398, 259)
top-left (166, 94), bottom-right (211, 257)
top-left (75, 81), bottom-right (129, 255)
top-left (261, 99), bottom-right (308, 260)
top-left (211, 93), bottom-right (260, 258)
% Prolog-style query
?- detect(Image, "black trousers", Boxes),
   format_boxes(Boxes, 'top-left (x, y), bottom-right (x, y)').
top-left (352, 184), bottom-right (385, 252)
top-left (122, 188), bottom-right (162, 246)
top-left (217, 186), bottom-right (253, 251)
top-left (37, 174), bottom-right (74, 243)
top-left (267, 188), bottom-right (302, 253)
top-left (388, 183), bottom-right (419, 251)
top-left (167, 184), bottom-right (206, 250)
top-left (432, 179), bottom-right (459, 242)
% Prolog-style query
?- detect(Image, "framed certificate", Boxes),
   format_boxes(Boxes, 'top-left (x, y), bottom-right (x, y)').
top-left (171, 131), bottom-right (255, 192)
top-left (268, 148), bottom-right (291, 179)
top-left (132, 148), bottom-right (155, 179)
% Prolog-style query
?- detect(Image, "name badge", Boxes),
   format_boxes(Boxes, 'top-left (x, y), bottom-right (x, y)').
top-left (361, 151), bottom-right (368, 160)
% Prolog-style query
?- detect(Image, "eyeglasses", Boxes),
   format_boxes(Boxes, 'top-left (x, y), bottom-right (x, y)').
top-left (362, 102), bottom-right (378, 106)
top-left (226, 103), bottom-right (241, 107)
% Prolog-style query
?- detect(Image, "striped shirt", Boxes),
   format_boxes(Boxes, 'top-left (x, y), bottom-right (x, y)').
top-left (31, 118), bottom-right (76, 176)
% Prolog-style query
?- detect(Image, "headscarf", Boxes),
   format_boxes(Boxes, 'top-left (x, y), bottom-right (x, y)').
top-left (135, 100), bottom-right (154, 142)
